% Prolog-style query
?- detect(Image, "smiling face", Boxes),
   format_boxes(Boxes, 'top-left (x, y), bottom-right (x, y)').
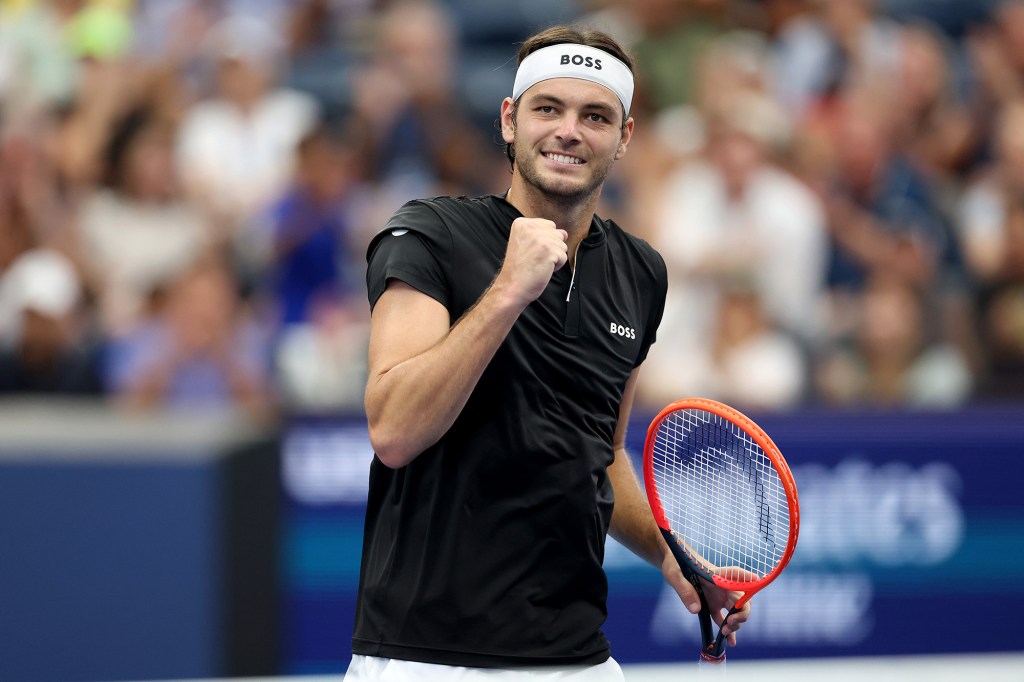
top-left (501, 77), bottom-right (632, 205)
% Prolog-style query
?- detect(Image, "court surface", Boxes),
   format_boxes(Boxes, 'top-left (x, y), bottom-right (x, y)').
top-left (153, 653), bottom-right (1024, 682)
top-left (622, 653), bottom-right (1024, 681)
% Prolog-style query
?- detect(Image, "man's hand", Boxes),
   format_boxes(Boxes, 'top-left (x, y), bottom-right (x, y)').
top-left (495, 217), bottom-right (568, 307)
top-left (661, 553), bottom-right (752, 647)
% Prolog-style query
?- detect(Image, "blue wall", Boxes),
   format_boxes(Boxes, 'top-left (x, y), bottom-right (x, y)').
top-left (4, 406), bottom-right (1020, 679)
top-left (0, 406), bottom-right (278, 682)
top-left (278, 407), bottom-right (1024, 672)
top-left (0, 457), bottom-right (224, 681)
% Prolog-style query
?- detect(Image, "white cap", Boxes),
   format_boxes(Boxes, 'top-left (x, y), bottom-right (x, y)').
top-left (202, 13), bottom-right (283, 67)
top-left (1, 249), bottom-right (81, 318)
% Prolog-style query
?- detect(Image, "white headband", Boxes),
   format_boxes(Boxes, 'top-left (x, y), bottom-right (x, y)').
top-left (512, 44), bottom-right (634, 116)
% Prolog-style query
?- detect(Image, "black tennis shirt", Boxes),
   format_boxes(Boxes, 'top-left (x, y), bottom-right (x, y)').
top-left (353, 194), bottom-right (667, 667)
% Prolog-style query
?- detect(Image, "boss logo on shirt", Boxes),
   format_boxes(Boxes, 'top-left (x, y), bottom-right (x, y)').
top-left (609, 322), bottom-right (636, 339)
top-left (561, 54), bottom-right (602, 70)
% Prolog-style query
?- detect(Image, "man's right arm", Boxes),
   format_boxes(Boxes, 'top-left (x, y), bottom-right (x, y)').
top-left (364, 217), bottom-right (568, 468)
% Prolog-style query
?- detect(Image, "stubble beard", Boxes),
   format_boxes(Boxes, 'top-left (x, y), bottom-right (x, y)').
top-left (512, 136), bottom-right (615, 207)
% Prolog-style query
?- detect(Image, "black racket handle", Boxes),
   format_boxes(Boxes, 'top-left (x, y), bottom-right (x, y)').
top-left (710, 605), bottom-right (740, 657)
top-left (659, 527), bottom-right (721, 658)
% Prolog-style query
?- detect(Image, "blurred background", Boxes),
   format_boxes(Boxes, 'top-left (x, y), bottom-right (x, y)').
top-left (1, 0), bottom-right (1023, 680)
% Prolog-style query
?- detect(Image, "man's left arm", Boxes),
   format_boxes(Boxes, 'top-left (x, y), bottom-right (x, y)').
top-left (607, 368), bottom-right (748, 643)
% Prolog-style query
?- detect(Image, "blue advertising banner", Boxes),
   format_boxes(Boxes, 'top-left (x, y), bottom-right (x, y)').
top-left (278, 407), bottom-right (1024, 673)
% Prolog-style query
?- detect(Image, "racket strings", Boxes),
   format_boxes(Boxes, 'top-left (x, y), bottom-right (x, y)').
top-left (652, 409), bottom-right (790, 581)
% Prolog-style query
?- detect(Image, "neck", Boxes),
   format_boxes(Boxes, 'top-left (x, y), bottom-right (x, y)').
top-left (505, 175), bottom-right (600, 256)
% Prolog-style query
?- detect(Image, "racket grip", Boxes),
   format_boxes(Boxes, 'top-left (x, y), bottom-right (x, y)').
top-left (710, 605), bottom-right (740, 657)
top-left (700, 651), bottom-right (726, 665)
top-left (698, 650), bottom-right (726, 676)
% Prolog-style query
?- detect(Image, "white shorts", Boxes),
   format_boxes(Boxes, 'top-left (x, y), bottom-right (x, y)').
top-left (343, 654), bottom-right (625, 681)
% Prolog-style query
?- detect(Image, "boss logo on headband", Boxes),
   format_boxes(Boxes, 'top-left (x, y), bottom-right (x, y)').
top-left (560, 54), bottom-right (602, 70)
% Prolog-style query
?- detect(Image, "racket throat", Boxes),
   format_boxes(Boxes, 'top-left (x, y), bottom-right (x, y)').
top-left (659, 527), bottom-right (726, 659)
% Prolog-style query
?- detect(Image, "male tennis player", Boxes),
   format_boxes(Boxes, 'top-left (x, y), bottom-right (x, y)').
top-left (346, 25), bottom-right (750, 681)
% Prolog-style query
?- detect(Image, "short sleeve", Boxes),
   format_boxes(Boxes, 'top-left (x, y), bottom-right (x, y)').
top-left (633, 248), bottom-right (668, 368)
top-left (365, 201), bottom-right (453, 311)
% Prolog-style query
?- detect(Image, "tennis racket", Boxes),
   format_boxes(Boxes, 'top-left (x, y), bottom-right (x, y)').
top-left (643, 398), bottom-right (799, 666)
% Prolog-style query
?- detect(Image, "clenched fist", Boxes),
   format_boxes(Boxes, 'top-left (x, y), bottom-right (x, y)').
top-left (496, 217), bottom-right (569, 307)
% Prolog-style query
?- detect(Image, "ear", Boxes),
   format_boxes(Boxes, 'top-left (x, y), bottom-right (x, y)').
top-left (615, 116), bottom-right (635, 160)
top-left (500, 97), bottom-right (517, 144)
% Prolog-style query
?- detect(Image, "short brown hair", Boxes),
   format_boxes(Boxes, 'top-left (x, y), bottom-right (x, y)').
top-left (504, 25), bottom-right (635, 169)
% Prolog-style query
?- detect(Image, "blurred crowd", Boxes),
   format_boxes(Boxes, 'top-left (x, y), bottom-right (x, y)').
top-left (1, 0), bottom-right (1023, 417)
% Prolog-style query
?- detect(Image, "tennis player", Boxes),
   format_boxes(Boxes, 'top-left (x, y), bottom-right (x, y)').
top-left (345, 25), bottom-right (750, 681)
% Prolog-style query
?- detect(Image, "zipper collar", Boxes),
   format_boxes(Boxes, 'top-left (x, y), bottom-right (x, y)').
top-left (493, 193), bottom-right (608, 247)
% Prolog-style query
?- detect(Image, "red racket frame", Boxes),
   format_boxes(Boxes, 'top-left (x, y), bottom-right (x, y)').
top-left (643, 397), bottom-right (800, 610)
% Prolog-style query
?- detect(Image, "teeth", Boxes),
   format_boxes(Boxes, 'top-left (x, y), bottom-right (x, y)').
top-left (546, 153), bottom-right (582, 165)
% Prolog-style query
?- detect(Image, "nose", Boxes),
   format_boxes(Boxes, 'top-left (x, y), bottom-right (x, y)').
top-left (554, 113), bottom-right (581, 144)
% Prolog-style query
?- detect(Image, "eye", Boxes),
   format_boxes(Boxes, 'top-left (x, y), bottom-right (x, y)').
top-left (537, 106), bottom-right (556, 114)
top-left (586, 112), bottom-right (608, 124)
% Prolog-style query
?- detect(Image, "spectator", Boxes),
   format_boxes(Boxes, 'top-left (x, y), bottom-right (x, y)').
top-left (957, 98), bottom-right (1024, 285)
top-left (1, 104), bottom-right (94, 294)
top-left (816, 0), bottom-right (903, 101)
top-left (890, 22), bottom-right (978, 181)
top-left (0, 0), bottom-right (1019, 410)
top-left (0, 117), bottom-right (43, 273)
top-left (625, 0), bottom-right (732, 112)
top-left (640, 274), bottom-right (807, 411)
top-left (267, 124), bottom-right (362, 326)
top-left (651, 90), bottom-right (828, 344)
top-left (175, 13), bottom-right (320, 273)
top-left (814, 88), bottom-right (962, 295)
top-left (0, 0), bottom-right (80, 119)
top-left (273, 299), bottom-right (368, 413)
top-left (609, 29), bottom-right (781, 248)
top-left (0, 1), bottom-right (142, 271)
top-left (346, 0), bottom-right (503, 218)
top-left (266, 124), bottom-right (370, 413)
top-left (802, 86), bottom-right (978, 387)
top-left (78, 105), bottom-right (209, 334)
top-left (106, 256), bottom-right (272, 417)
top-left (0, 248), bottom-right (104, 395)
top-left (639, 89), bottom-right (825, 411)
top-left (815, 273), bottom-right (972, 407)
top-left (979, 283), bottom-right (1024, 398)
top-left (758, 0), bottom-right (833, 119)
top-left (966, 0), bottom-right (1024, 110)
top-left (957, 97), bottom-right (1024, 397)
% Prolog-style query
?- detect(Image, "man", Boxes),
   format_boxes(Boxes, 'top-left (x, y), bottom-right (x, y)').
top-left (346, 25), bottom-right (750, 681)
